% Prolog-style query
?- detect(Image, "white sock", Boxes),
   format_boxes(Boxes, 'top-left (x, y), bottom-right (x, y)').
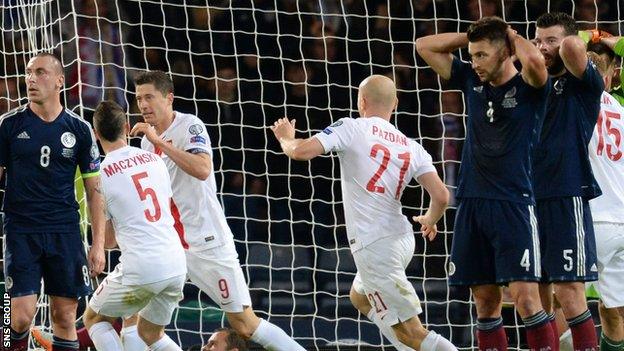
top-left (148, 334), bottom-right (182, 351)
top-left (366, 309), bottom-right (413, 350)
top-left (121, 325), bottom-right (147, 351)
top-left (560, 329), bottom-right (574, 351)
top-left (420, 330), bottom-right (457, 351)
top-left (249, 318), bottom-right (305, 351)
top-left (88, 321), bottom-right (123, 351)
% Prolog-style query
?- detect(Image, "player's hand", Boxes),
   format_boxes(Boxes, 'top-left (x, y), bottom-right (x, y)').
top-left (88, 244), bottom-right (105, 277)
top-left (130, 122), bottom-right (161, 145)
top-left (270, 117), bottom-right (296, 141)
top-left (413, 215), bottom-right (438, 241)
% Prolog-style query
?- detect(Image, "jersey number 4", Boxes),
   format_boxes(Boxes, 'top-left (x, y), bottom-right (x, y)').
top-left (132, 171), bottom-right (162, 222)
top-left (366, 143), bottom-right (411, 200)
top-left (596, 110), bottom-right (622, 161)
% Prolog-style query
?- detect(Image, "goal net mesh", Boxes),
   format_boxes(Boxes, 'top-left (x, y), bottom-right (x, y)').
top-left (1, 0), bottom-right (621, 349)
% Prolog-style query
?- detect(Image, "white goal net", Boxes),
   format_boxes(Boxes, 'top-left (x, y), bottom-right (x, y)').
top-left (1, 0), bottom-right (622, 349)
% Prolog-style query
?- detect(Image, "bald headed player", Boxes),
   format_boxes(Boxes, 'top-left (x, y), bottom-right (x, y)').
top-left (0, 53), bottom-right (106, 351)
top-left (271, 75), bottom-right (456, 350)
top-left (417, 17), bottom-right (555, 350)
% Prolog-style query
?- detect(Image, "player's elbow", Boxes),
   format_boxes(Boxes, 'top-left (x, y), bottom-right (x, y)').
top-left (559, 36), bottom-right (585, 61)
top-left (195, 165), bottom-right (212, 181)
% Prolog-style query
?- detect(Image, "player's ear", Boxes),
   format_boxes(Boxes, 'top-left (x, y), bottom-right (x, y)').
top-left (124, 122), bottom-right (131, 136)
top-left (166, 92), bottom-right (174, 105)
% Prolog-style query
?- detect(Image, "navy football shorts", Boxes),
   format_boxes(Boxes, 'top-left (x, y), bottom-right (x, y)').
top-left (536, 196), bottom-right (598, 282)
top-left (449, 198), bottom-right (541, 286)
top-left (3, 231), bottom-right (93, 298)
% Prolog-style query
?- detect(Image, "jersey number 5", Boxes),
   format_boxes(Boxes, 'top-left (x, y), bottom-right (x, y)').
top-left (132, 171), bottom-right (162, 222)
top-left (366, 143), bottom-right (410, 200)
top-left (596, 110), bottom-right (622, 161)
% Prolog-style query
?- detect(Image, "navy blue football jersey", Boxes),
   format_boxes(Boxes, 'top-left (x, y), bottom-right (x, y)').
top-left (449, 57), bottom-right (550, 204)
top-left (0, 105), bottom-right (100, 234)
top-left (533, 61), bottom-right (603, 200)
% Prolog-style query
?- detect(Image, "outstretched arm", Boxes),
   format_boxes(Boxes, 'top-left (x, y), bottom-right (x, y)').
top-left (270, 117), bottom-right (324, 161)
top-left (412, 172), bottom-right (449, 241)
top-left (509, 28), bottom-right (548, 88)
top-left (84, 175), bottom-right (106, 277)
top-left (416, 33), bottom-right (468, 80)
top-left (560, 34), bottom-right (589, 79)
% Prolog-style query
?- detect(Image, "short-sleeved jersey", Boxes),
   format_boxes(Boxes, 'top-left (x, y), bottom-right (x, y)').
top-left (0, 105), bottom-right (100, 234)
top-left (314, 117), bottom-right (436, 253)
top-left (141, 111), bottom-right (233, 251)
top-left (448, 57), bottom-right (550, 204)
top-left (101, 146), bottom-right (186, 285)
top-left (588, 91), bottom-right (624, 223)
top-left (533, 61), bottom-right (604, 200)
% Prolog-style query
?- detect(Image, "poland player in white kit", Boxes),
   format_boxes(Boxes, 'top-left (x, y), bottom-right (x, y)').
top-left (271, 75), bottom-right (457, 351)
top-left (83, 101), bottom-right (186, 351)
top-left (130, 71), bottom-right (305, 351)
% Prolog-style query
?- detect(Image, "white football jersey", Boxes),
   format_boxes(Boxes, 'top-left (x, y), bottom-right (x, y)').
top-left (100, 146), bottom-right (186, 285)
top-left (141, 111), bottom-right (233, 251)
top-left (589, 91), bottom-right (624, 223)
top-left (314, 117), bottom-right (437, 252)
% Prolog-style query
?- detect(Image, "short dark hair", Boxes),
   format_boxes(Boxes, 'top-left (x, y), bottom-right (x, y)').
top-left (587, 42), bottom-right (616, 76)
top-left (134, 70), bottom-right (174, 97)
top-left (93, 100), bottom-right (126, 142)
top-left (467, 16), bottom-right (508, 45)
top-left (32, 52), bottom-right (64, 75)
top-left (216, 328), bottom-right (248, 351)
top-left (536, 12), bottom-right (578, 36)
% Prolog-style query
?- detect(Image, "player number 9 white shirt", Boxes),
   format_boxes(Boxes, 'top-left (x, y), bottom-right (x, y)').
top-left (314, 117), bottom-right (437, 252)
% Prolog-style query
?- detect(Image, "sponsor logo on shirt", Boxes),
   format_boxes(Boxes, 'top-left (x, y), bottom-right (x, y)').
top-left (322, 128), bottom-right (333, 135)
top-left (330, 120), bottom-right (343, 127)
top-left (188, 124), bottom-right (204, 136)
top-left (62, 148), bottom-right (75, 158)
top-left (61, 132), bottom-right (76, 148)
top-left (190, 135), bottom-right (206, 144)
top-left (204, 235), bottom-right (214, 242)
top-left (17, 131), bottom-right (30, 139)
top-left (554, 77), bottom-right (567, 95)
top-left (90, 144), bottom-right (100, 160)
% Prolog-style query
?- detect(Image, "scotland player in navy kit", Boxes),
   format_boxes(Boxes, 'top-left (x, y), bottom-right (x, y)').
top-left (534, 13), bottom-right (603, 350)
top-left (417, 17), bottom-right (555, 350)
top-left (0, 53), bottom-right (106, 351)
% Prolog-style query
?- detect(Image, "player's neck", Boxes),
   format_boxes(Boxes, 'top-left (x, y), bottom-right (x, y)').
top-left (154, 110), bottom-right (176, 135)
top-left (362, 111), bottom-right (391, 121)
top-left (29, 100), bottom-right (63, 122)
top-left (101, 139), bottom-right (127, 154)
top-left (489, 63), bottom-right (517, 87)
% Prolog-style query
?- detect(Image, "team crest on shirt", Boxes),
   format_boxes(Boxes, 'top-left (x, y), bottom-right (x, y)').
top-left (473, 86), bottom-right (483, 93)
top-left (61, 132), bottom-right (76, 148)
top-left (554, 77), bottom-right (567, 95)
top-left (188, 124), bottom-right (204, 136)
top-left (5, 276), bottom-right (12, 290)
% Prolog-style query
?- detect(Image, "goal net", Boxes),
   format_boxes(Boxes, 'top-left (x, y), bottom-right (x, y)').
top-left (1, 0), bottom-right (621, 349)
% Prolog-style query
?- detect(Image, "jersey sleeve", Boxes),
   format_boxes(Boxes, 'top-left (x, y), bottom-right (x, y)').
top-left (0, 116), bottom-right (10, 167)
top-left (582, 60), bottom-right (606, 99)
top-left (410, 141), bottom-right (436, 179)
top-left (313, 117), bottom-right (357, 153)
top-left (182, 120), bottom-right (212, 156)
top-left (447, 56), bottom-right (471, 90)
top-left (77, 122), bottom-right (100, 178)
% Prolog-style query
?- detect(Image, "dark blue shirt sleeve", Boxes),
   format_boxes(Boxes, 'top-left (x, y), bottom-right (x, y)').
top-left (77, 122), bottom-right (100, 176)
top-left (0, 118), bottom-right (10, 167)
top-left (582, 60), bottom-right (605, 99)
top-left (448, 56), bottom-right (471, 90)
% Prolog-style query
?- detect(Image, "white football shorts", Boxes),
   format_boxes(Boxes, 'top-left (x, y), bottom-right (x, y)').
top-left (352, 233), bottom-right (422, 326)
top-left (594, 222), bottom-right (624, 308)
top-left (185, 240), bottom-right (252, 313)
top-left (88, 267), bottom-right (185, 326)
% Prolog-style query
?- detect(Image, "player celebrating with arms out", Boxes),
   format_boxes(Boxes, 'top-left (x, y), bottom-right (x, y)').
top-left (81, 100), bottom-right (187, 351)
top-left (271, 74), bottom-right (456, 350)
top-left (533, 13), bottom-right (604, 350)
top-left (416, 16), bottom-right (554, 350)
top-left (130, 71), bottom-right (305, 351)
top-left (0, 53), bottom-right (105, 351)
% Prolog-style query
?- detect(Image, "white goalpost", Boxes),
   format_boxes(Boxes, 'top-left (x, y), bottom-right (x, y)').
top-left (1, 0), bottom-right (622, 349)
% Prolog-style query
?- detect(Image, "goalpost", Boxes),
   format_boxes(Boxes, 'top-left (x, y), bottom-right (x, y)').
top-left (1, 0), bottom-right (621, 349)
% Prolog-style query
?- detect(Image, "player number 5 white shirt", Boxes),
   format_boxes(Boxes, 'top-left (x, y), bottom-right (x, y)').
top-left (314, 117), bottom-right (437, 252)
top-left (100, 146), bottom-right (186, 285)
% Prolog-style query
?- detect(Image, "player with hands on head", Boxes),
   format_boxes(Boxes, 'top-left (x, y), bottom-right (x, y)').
top-left (533, 12), bottom-right (605, 351)
top-left (271, 74), bottom-right (455, 351)
top-left (416, 16), bottom-right (554, 350)
top-left (0, 52), bottom-right (105, 351)
top-left (83, 100), bottom-right (187, 351)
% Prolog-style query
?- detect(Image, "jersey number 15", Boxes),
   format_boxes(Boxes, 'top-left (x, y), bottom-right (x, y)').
top-left (596, 110), bottom-right (622, 161)
top-left (366, 143), bottom-right (411, 200)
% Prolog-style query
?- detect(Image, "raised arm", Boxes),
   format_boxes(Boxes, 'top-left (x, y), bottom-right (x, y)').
top-left (416, 33), bottom-right (468, 80)
top-left (412, 172), bottom-right (449, 241)
top-left (560, 34), bottom-right (589, 79)
top-left (508, 29), bottom-right (548, 87)
top-left (270, 117), bottom-right (324, 161)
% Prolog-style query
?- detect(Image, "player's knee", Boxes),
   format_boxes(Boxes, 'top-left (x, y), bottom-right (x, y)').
top-left (512, 293), bottom-right (541, 316)
top-left (393, 323), bottom-right (427, 347)
top-left (137, 326), bottom-right (163, 345)
top-left (599, 302), bottom-right (621, 326)
top-left (554, 284), bottom-right (586, 308)
top-left (50, 308), bottom-right (77, 330)
top-left (10, 312), bottom-right (34, 333)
